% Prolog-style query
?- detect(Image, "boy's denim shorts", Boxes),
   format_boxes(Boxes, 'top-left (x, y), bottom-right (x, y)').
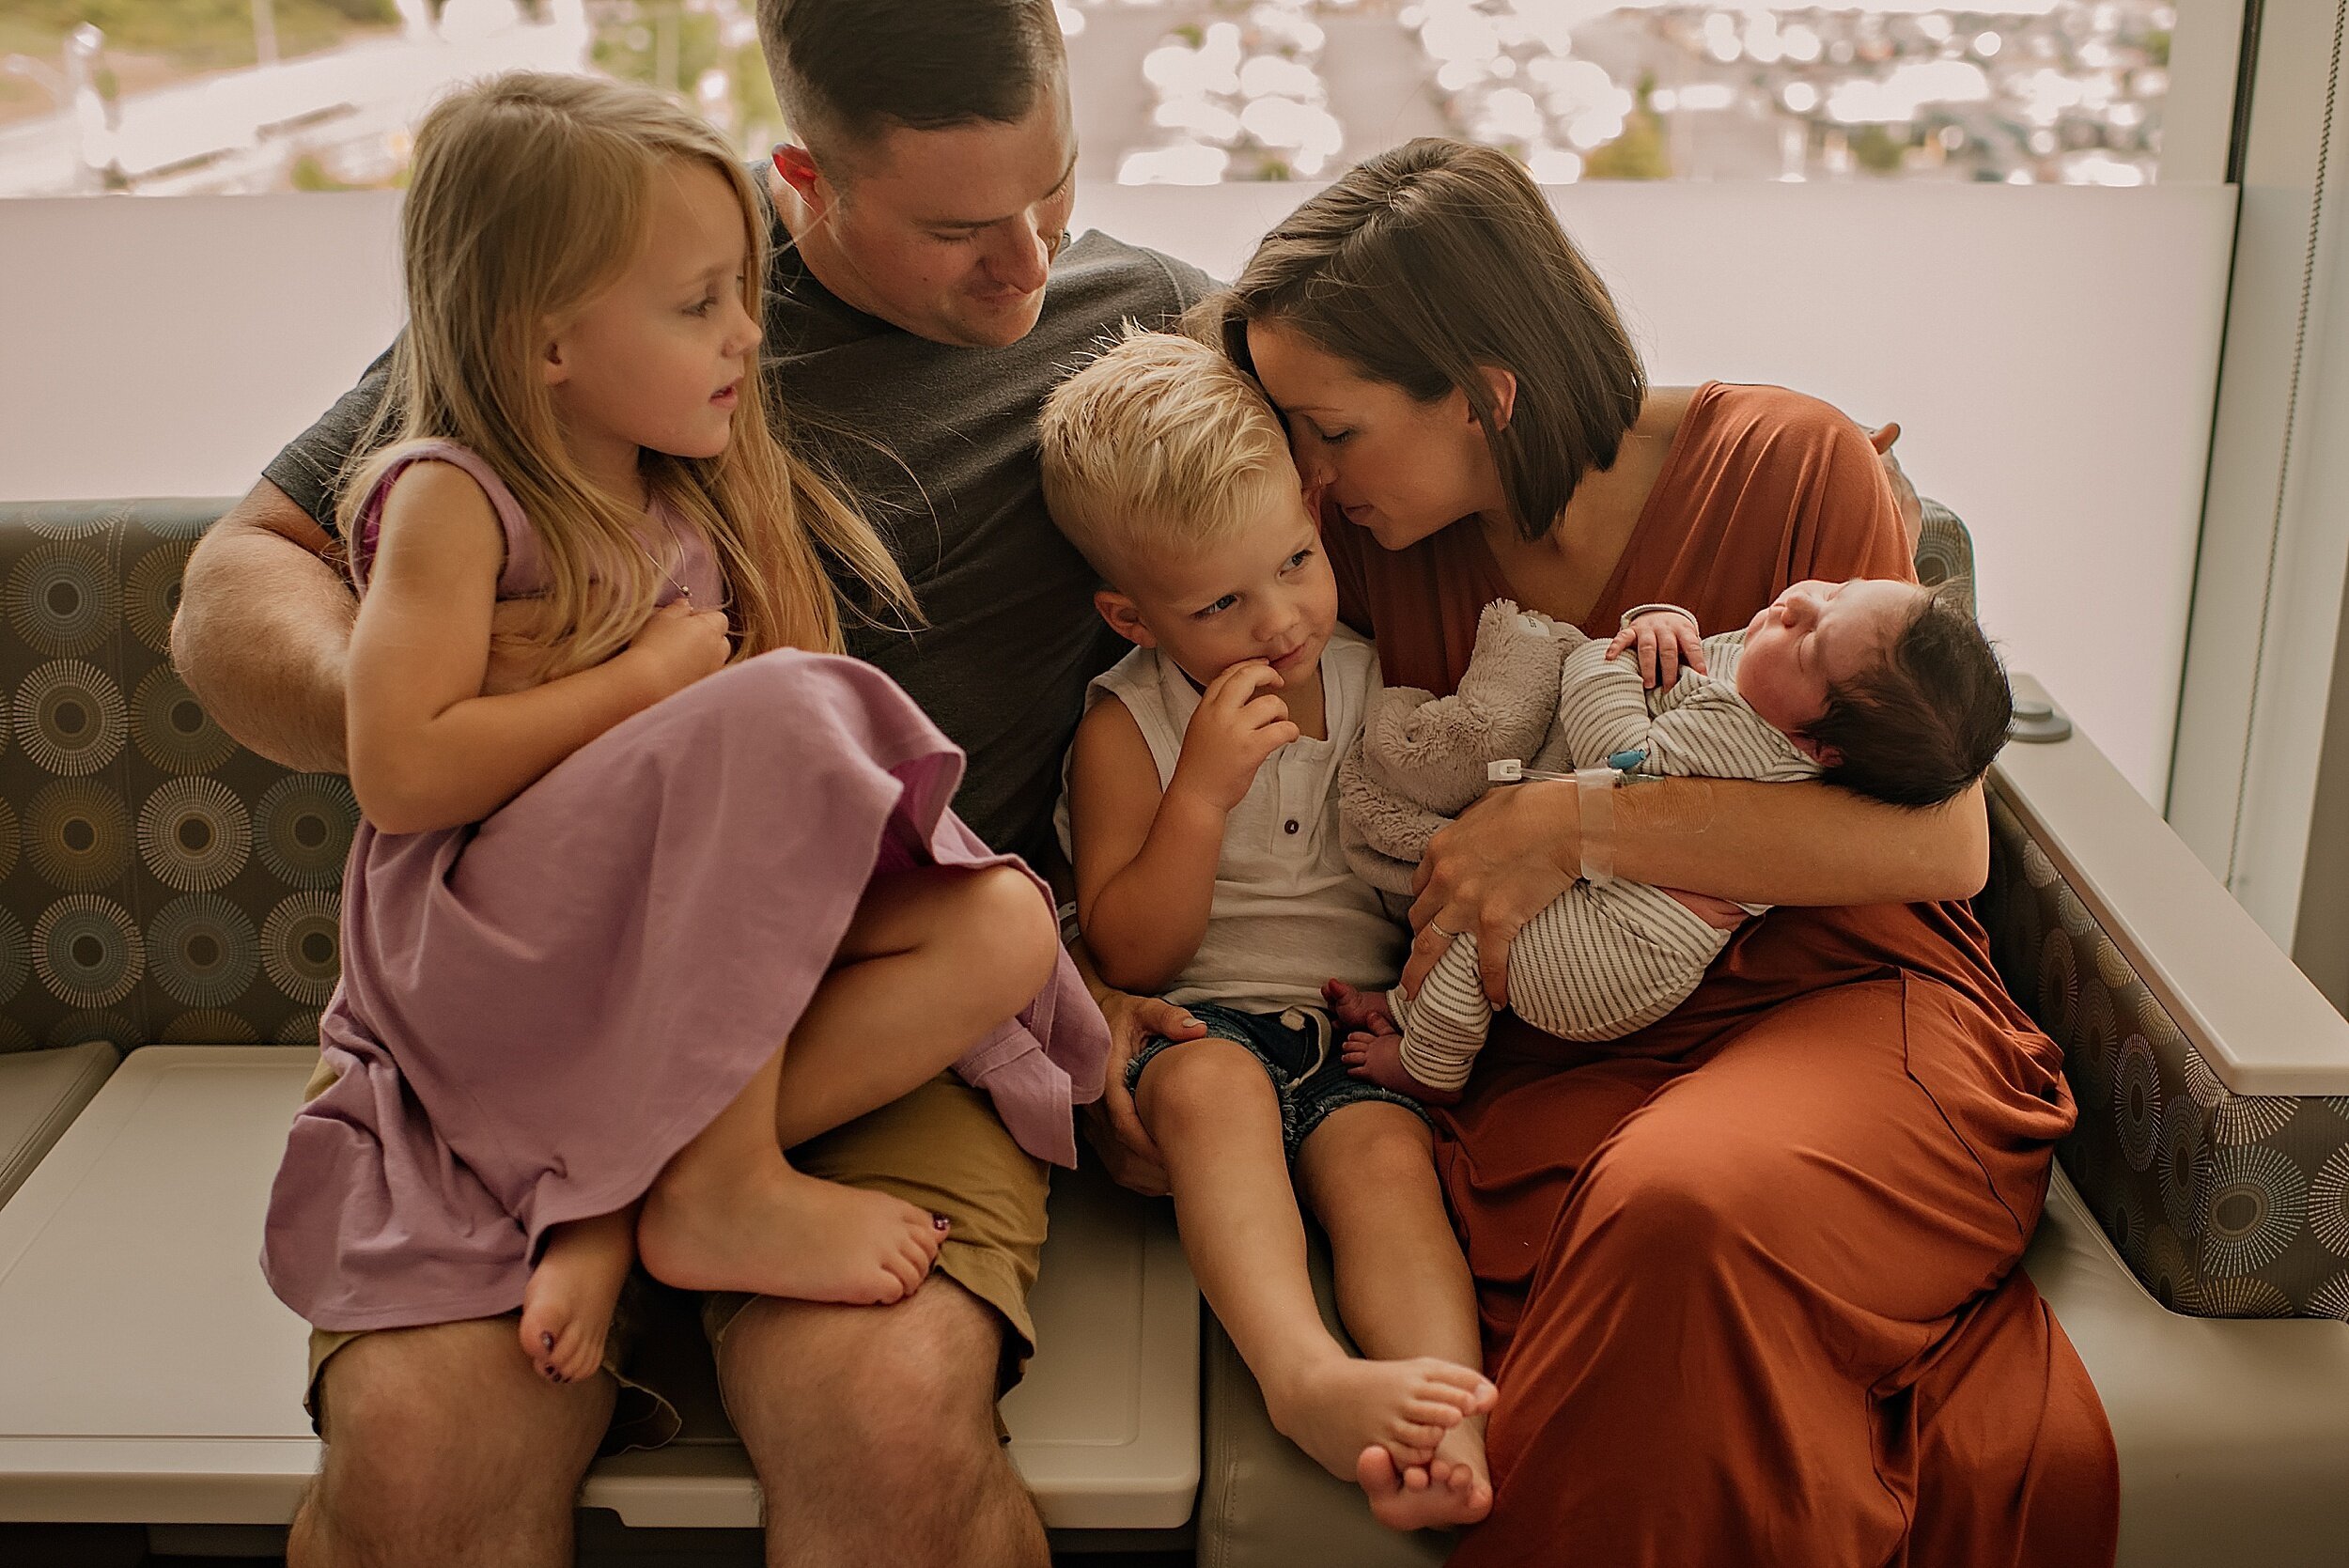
top-left (1126, 1001), bottom-right (1434, 1166)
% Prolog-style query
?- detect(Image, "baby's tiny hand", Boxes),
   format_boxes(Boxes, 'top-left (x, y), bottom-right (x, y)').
top-left (1606, 609), bottom-right (1706, 690)
top-left (1342, 1031), bottom-right (1461, 1107)
top-left (626, 602), bottom-right (731, 701)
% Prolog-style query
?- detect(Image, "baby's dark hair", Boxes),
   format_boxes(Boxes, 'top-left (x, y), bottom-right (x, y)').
top-left (1801, 581), bottom-right (2013, 809)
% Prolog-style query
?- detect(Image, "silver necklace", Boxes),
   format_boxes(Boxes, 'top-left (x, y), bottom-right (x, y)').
top-left (635, 503), bottom-right (692, 601)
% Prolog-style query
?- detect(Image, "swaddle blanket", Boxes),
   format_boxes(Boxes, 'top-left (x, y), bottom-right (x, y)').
top-left (1338, 600), bottom-right (1817, 1089)
top-left (262, 648), bottom-right (1107, 1333)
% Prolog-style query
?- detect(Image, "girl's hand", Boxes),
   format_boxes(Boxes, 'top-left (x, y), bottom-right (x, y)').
top-left (1166, 660), bottom-right (1299, 814)
top-left (624, 602), bottom-right (731, 701)
top-left (1405, 780), bottom-right (1579, 1006)
top-left (1605, 609), bottom-right (1706, 690)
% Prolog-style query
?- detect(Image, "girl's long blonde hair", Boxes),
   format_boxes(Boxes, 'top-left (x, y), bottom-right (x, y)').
top-left (341, 71), bottom-right (916, 675)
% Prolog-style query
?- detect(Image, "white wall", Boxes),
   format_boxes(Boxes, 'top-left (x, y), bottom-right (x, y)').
top-left (1, 181), bottom-right (2233, 799)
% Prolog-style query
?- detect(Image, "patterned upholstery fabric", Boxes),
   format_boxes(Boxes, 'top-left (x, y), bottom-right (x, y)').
top-left (3, 496), bottom-right (2343, 1321)
top-left (1980, 794), bottom-right (2349, 1322)
top-left (0, 501), bottom-right (353, 1056)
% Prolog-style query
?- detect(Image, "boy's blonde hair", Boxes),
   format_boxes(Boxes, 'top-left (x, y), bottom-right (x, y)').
top-left (340, 71), bottom-right (915, 676)
top-left (1038, 326), bottom-right (1299, 584)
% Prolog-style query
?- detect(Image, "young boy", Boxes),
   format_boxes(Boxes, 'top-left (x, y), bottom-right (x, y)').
top-left (1040, 327), bottom-right (1499, 1531)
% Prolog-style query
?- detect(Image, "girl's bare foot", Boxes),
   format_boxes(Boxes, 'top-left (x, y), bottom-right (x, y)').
top-left (636, 1159), bottom-right (947, 1305)
top-left (1356, 1414), bottom-right (1495, 1531)
top-left (1264, 1354), bottom-right (1496, 1481)
top-left (520, 1209), bottom-right (635, 1384)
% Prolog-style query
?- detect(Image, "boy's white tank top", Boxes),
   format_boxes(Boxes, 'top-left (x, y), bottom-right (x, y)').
top-left (1065, 626), bottom-right (1407, 1015)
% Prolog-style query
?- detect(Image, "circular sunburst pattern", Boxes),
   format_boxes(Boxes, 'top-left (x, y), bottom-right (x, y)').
top-left (12, 661), bottom-right (126, 776)
top-left (275, 1008), bottom-right (323, 1048)
top-left (0, 908), bottom-right (27, 1008)
top-left (2180, 1046), bottom-right (2227, 1110)
top-left (2074, 981), bottom-right (2118, 1107)
top-left (2116, 1032), bottom-right (2161, 1172)
top-left (2105, 1189), bottom-right (2145, 1265)
top-left (256, 776), bottom-right (357, 889)
top-left (0, 792), bottom-right (17, 884)
top-left (2203, 1277), bottom-right (2294, 1319)
top-left (2310, 1270), bottom-right (2349, 1322)
top-left (137, 506), bottom-right (211, 540)
top-left (2320, 1095), bottom-right (2349, 1124)
top-left (5, 543), bottom-right (117, 658)
top-left (31, 895), bottom-right (144, 1008)
top-left (136, 777), bottom-right (253, 893)
top-left (2211, 1094), bottom-right (2299, 1146)
top-left (2143, 1224), bottom-right (2203, 1313)
top-left (0, 1017), bottom-right (31, 1054)
top-left (148, 894), bottom-right (260, 1009)
top-left (2091, 935), bottom-right (2137, 992)
top-left (2019, 838), bottom-right (2057, 889)
top-left (2038, 928), bottom-right (2077, 1040)
top-left (160, 1009), bottom-right (260, 1044)
top-left (262, 892), bottom-right (342, 1005)
top-left (2311, 1148), bottom-right (2349, 1258)
top-left (23, 506), bottom-right (120, 542)
top-left (2201, 1144), bottom-right (2309, 1277)
top-left (2055, 887), bottom-right (2096, 939)
top-left (48, 1009), bottom-right (135, 1049)
top-left (124, 541), bottom-right (193, 652)
top-left (22, 780), bottom-right (131, 892)
top-left (2156, 1096), bottom-right (2210, 1234)
top-left (131, 666), bottom-right (235, 774)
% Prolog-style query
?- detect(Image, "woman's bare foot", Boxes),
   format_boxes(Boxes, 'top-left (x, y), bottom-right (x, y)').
top-left (520, 1209), bottom-right (635, 1384)
top-left (1356, 1413), bottom-right (1495, 1530)
top-left (1264, 1353), bottom-right (1496, 1481)
top-left (637, 1159), bottom-right (948, 1305)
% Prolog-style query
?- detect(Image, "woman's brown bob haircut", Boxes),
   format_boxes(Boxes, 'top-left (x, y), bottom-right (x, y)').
top-left (1220, 138), bottom-right (1646, 542)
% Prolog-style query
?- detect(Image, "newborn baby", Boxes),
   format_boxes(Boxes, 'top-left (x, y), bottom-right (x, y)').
top-left (1335, 579), bottom-right (2013, 1101)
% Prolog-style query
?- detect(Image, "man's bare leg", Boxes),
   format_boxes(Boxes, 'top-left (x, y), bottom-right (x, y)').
top-left (719, 1280), bottom-right (1046, 1568)
top-left (288, 1317), bottom-right (611, 1568)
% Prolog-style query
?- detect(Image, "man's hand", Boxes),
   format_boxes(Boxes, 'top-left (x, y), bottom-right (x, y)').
top-left (1868, 423), bottom-right (1925, 556)
top-left (1081, 983), bottom-right (1206, 1197)
top-left (1166, 660), bottom-right (1299, 815)
top-left (1605, 607), bottom-right (1706, 690)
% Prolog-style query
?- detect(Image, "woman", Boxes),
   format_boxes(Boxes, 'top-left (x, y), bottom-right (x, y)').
top-left (1215, 140), bottom-right (2119, 1564)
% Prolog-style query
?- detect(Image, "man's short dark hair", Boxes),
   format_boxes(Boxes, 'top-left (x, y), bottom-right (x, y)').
top-left (756, 0), bottom-right (1066, 171)
top-left (1804, 582), bottom-right (2014, 809)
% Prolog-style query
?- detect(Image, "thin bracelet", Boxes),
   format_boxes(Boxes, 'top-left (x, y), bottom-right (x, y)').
top-left (1576, 765), bottom-right (1617, 884)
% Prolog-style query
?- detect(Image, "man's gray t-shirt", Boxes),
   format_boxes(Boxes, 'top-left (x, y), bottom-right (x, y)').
top-left (264, 211), bottom-right (1215, 863)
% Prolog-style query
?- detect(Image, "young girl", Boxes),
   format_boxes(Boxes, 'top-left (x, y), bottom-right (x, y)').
top-left (260, 73), bottom-right (1083, 1389)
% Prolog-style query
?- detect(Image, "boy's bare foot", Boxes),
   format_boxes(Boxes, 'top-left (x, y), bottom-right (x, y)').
top-left (637, 1160), bottom-right (947, 1305)
top-left (1357, 1414), bottom-right (1495, 1531)
top-left (1264, 1355), bottom-right (1495, 1481)
top-left (520, 1209), bottom-right (636, 1384)
top-left (1341, 1030), bottom-right (1462, 1106)
top-left (1323, 978), bottom-right (1398, 1037)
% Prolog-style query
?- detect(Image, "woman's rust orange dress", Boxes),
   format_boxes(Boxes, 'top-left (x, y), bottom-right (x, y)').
top-left (1329, 383), bottom-right (2119, 1567)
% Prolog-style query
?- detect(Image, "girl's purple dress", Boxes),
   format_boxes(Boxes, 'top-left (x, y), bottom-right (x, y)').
top-left (262, 442), bottom-right (1106, 1332)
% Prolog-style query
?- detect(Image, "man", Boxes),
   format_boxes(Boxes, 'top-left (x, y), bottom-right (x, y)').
top-left (174, 3), bottom-right (1204, 1563)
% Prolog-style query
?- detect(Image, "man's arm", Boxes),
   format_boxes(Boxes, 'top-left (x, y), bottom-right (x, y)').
top-left (171, 476), bottom-right (356, 774)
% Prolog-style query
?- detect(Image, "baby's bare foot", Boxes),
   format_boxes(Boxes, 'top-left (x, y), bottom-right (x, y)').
top-left (1323, 978), bottom-right (1398, 1036)
top-left (1357, 1413), bottom-right (1494, 1531)
top-left (1265, 1355), bottom-right (1495, 1481)
top-left (1342, 1031), bottom-right (1461, 1106)
top-left (637, 1162), bottom-right (947, 1305)
top-left (519, 1209), bottom-right (634, 1384)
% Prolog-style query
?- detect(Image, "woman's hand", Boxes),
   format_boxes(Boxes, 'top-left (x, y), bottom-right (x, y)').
top-left (1081, 985), bottom-right (1206, 1197)
top-left (622, 602), bottom-right (732, 703)
top-left (1405, 780), bottom-right (1579, 1005)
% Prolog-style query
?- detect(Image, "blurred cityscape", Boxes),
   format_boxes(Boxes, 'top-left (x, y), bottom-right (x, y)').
top-left (0, 0), bottom-right (2173, 197)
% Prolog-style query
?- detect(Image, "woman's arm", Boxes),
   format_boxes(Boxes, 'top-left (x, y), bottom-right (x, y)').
top-left (1402, 774), bottom-right (1990, 1001)
top-left (1067, 698), bottom-right (1221, 996)
top-left (346, 461), bottom-right (726, 835)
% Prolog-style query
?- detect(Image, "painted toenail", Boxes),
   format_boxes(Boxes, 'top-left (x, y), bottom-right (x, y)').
top-left (932, 1213), bottom-right (951, 1230)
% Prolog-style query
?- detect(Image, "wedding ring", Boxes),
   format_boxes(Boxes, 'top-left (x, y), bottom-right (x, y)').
top-left (1428, 922), bottom-right (1464, 940)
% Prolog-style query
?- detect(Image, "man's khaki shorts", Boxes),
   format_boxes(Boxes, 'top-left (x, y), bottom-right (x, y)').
top-left (304, 1072), bottom-right (1050, 1453)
